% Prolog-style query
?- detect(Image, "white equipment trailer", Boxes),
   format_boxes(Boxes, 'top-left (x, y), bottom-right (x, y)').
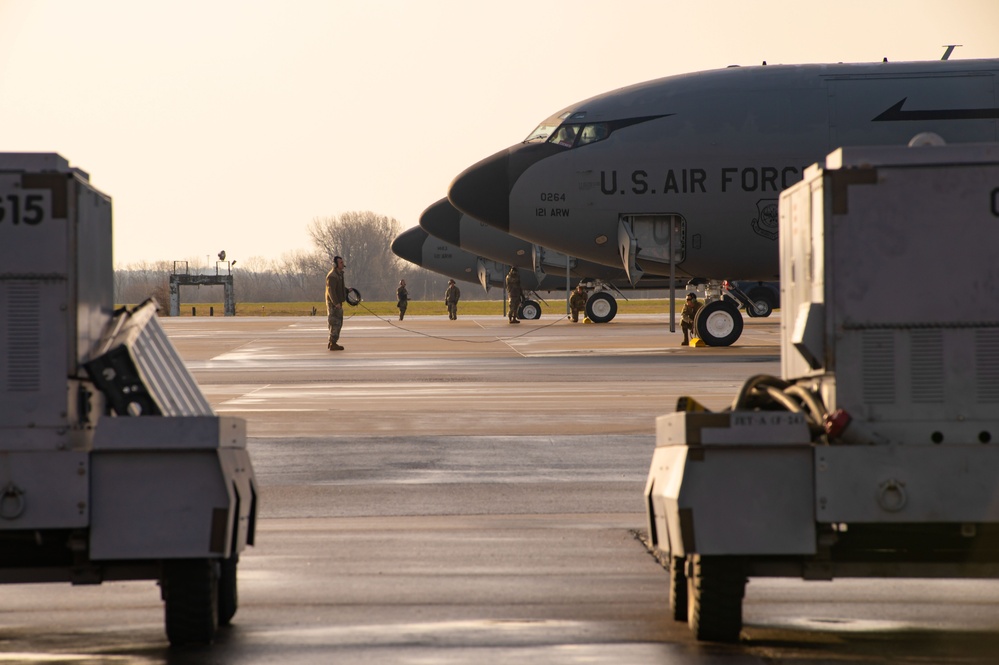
top-left (0, 153), bottom-right (257, 646)
top-left (645, 141), bottom-right (999, 642)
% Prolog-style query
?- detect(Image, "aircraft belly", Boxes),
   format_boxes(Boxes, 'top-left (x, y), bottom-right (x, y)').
top-left (510, 191), bottom-right (786, 279)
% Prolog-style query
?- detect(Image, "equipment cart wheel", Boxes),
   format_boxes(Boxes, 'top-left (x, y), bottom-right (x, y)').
top-left (669, 556), bottom-right (688, 621)
top-left (693, 300), bottom-right (744, 346)
top-left (686, 554), bottom-right (746, 642)
top-left (163, 559), bottom-right (219, 646)
top-left (585, 292), bottom-right (618, 323)
top-left (518, 300), bottom-right (542, 320)
top-left (218, 555), bottom-right (239, 626)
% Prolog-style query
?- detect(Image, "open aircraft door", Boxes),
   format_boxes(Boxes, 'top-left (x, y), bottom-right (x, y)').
top-left (530, 244), bottom-right (548, 283)
top-left (533, 245), bottom-right (576, 285)
top-left (475, 258), bottom-right (493, 292)
top-left (617, 220), bottom-right (643, 286)
top-left (619, 214), bottom-right (686, 287)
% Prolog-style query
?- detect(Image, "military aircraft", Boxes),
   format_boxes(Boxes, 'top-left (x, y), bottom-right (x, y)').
top-left (391, 225), bottom-right (549, 319)
top-left (448, 57), bottom-right (999, 345)
top-left (418, 197), bottom-right (681, 323)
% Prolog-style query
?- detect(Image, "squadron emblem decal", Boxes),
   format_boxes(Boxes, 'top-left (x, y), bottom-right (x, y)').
top-left (751, 199), bottom-right (779, 240)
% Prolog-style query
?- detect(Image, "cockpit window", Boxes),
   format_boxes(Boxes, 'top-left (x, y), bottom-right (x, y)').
top-left (524, 112), bottom-right (572, 143)
top-left (527, 114), bottom-right (667, 148)
top-left (544, 122), bottom-right (609, 149)
top-left (551, 124), bottom-right (580, 147)
top-left (576, 123), bottom-right (609, 146)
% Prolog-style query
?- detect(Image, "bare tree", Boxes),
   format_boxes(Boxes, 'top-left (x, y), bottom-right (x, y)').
top-left (279, 249), bottom-right (327, 301)
top-left (308, 212), bottom-right (404, 300)
top-left (114, 260), bottom-right (174, 305)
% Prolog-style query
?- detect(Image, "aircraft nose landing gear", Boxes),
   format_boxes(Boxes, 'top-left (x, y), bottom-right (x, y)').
top-left (518, 300), bottom-right (542, 320)
top-left (585, 291), bottom-right (618, 323)
top-left (692, 281), bottom-right (745, 346)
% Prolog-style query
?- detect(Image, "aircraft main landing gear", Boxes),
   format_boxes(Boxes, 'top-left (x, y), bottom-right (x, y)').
top-left (743, 286), bottom-right (775, 318)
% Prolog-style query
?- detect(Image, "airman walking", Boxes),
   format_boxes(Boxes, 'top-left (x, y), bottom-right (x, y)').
top-left (444, 279), bottom-right (460, 320)
top-left (397, 279), bottom-right (409, 321)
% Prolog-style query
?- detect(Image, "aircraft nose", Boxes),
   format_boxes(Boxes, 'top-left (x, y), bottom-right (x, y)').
top-left (449, 142), bottom-right (564, 233)
top-left (391, 226), bottom-right (428, 266)
top-left (418, 198), bottom-right (462, 245)
top-left (448, 148), bottom-right (512, 232)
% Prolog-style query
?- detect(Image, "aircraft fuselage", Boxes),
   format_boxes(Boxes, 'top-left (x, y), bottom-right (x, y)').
top-left (449, 60), bottom-right (999, 281)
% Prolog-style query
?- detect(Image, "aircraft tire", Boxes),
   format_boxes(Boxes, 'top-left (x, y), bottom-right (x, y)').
top-left (686, 554), bottom-right (746, 643)
top-left (518, 300), bottom-right (542, 320)
top-left (585, 292), bottom-right (617, 323)
top-left (693, 300), bottom-right (744, 346)
top-left (669, 556), bottom-right (688, 622)
top-left (744, 287), bottom-right (774, 318)
top-left (163, 558), bottom-right (219, 646)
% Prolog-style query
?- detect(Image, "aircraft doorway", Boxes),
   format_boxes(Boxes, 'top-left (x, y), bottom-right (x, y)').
top-left (618, 214), bottom-right (686, 284)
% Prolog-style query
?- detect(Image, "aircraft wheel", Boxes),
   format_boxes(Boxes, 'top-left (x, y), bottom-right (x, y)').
top-left (744, 287), bottom-right (774, 318)
top-left (218, 555), bottom-right (238, 626)
top-left (686, 554), bottom-right (746, 643)
top-left (693, 300), bottom-right (744, 346)
top-left (163, 559), bottom-right (219, 646)
top-left (669, 556), bottom-right (688, 622)
top-left (585, 292), bottom-right (618, 323)
top-left (518, 300), bottom-right (542, 320)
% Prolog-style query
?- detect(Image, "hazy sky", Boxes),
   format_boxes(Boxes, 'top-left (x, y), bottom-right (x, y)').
top-left (1, 0), bottom-right (996, 268)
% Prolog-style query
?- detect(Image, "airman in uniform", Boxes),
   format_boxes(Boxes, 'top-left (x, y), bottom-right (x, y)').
top-left (444, 279), bottom-right (460, 320)
top-left (680, 292), bottom-right (701, 346)
top-left (397, 279), bottom-right (409, 321)
top-left (569, 284), bottom-right (587, 323)
top-left (505, 266), bottom-right (522, 324)
top-left (325, 256), bottom-right (347, 350)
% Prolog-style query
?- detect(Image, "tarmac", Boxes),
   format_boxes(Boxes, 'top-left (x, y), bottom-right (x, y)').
top-left (3, 312), bottom-right (998, 664)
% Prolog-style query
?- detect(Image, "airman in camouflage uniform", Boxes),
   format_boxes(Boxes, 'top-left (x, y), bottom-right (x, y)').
top-left (325, 256), bottom-right (347, 350)
top-left (444, 279), bottom-right (460, 320)
top-left (397, 279), bottom-right (409, 321)
top-left (505, 267), bottom-right (522, 324)
top-left (680, 292), bottom-right (702, 346)
top-left (569, 284), bottom-right (587, 323)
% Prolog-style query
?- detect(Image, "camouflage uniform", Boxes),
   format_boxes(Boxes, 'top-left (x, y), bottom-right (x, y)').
top-left (505, 267), bottom-right (522, 323)
top-left (325, 263), bottom-right (347, 350)
top-left (680, 295), bottom-right (702, 345)
top-left (397, 282), bottom-right (409, 321)
top-left (444, 281), bottom-right (460, 320)
top-left (569, 286), bottom-right (587, 323)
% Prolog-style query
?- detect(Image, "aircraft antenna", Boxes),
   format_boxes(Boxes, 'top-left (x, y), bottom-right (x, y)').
top-left (941, 45), bottom-right (962, 60)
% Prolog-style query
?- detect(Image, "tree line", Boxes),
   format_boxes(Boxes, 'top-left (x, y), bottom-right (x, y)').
top-left (114, 212), bottom-right (501, 305)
